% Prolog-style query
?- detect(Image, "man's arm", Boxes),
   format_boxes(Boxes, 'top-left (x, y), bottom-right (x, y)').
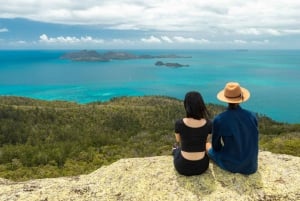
top-left (212, 120), bottom-right (223, 151)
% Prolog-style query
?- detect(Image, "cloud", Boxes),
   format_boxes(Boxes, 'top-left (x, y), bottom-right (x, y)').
top-left (252, 40), bottom-right (269, 44)
top-left (16, 40), bottom-right (26, 44)
top-left (1, 0), bottom-right (300, 34)
top-left (0, 28), bottom-right (8, 32)
top-left (237, 28), bottom-right (300, 36)
top-left (265, 29), bottom-right (281, 36)
top-left (39, 34), bottom-right (104, 44)
top-left (140, 35), bottom-right (209, 44)
top-left (232, 39), bottom-right (269, 45)
top-left (236, 28), bottom-right (261, 36)
top-left (141, 36), bottom-right (161, 43)
top-left (233, 40), bottom-right (247, 44)
top-left (173, 36), bottom-right (209, 44)
top-left (1, 1), bottom-right (300, 49)
top-left (236, 28), bottom-right (282, 36)
top-left (161, 36), bottom-right (173, 43)
top-left (112, 39), bottom-right (133, 44)
top-left (283, 29), bottom-right (300, 34)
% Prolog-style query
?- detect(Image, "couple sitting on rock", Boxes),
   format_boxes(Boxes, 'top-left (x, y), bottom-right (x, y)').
top-left (173, 82), bottom-right (259, 176)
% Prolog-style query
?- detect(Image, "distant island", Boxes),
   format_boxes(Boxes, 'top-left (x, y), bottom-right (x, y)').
top-left (155, 61), bottom-right (189, 68)
top-left (61, 50), bottom-right (191, 62)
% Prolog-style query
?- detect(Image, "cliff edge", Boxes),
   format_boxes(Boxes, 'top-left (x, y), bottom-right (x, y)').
top-left (0, 151), bottom-right (299, 201)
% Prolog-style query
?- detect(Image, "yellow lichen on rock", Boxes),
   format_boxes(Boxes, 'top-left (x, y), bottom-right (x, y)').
top-left (0, 151), bottom-right (299, 201)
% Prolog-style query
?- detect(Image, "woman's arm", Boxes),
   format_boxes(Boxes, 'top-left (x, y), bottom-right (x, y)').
top-left (206, 134), bottom-right (212, 143)
top-left (206, 134), bottom-right (212, 152)
top-left (174, 133), bottom-right (181, 148)
top-left (175, 133), bottom-right (181, 143)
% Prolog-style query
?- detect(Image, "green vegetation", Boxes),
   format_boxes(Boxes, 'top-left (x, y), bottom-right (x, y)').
top-left (0, 96), bottom-right (299, 181)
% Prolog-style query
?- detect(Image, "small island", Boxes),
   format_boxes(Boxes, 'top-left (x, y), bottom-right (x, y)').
top-left (155, 61), bottom-right (189, 68)
top-left (60, 50), bottom-right (191, 62)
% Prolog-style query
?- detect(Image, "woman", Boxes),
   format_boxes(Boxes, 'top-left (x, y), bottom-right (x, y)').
top-left (173, 91), bottom-right (212, 176)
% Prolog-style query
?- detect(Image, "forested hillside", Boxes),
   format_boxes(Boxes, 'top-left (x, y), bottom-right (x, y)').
top-left (0, 96), bottom-right (299, 181)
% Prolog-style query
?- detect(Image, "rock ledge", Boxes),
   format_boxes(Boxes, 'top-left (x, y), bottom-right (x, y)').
top-left (0, 151), bottom-right (299, 201)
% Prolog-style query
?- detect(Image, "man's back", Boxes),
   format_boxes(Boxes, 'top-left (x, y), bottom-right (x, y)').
top-left (212, 105), bottom-right (259, 174)
top-left (206, 82), bottom-right (259, 175)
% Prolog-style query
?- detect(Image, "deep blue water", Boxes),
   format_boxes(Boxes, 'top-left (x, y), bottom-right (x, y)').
top-left (0, 49), bottom-right (299, 123)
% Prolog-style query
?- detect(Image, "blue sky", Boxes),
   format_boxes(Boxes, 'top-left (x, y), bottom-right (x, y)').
top-left (0, 0), bottom-right (300, 49)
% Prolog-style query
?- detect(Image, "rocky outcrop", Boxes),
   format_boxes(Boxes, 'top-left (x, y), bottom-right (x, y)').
top-left (0, 151), bottom-right (299, 201)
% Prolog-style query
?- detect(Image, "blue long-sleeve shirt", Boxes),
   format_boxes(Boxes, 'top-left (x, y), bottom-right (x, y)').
top-left (212, 105), bottom-right (259, 174)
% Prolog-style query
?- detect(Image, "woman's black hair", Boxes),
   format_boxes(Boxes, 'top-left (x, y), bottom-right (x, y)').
top-left (184, 91), bottom-right (209, 120)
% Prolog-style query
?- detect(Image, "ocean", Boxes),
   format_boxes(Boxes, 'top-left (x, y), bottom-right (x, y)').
top-left (0, 49), bottom-right (299, 123)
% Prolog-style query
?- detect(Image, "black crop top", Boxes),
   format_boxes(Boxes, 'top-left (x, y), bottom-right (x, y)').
top-left (175, 119), bottom-right (212, 152)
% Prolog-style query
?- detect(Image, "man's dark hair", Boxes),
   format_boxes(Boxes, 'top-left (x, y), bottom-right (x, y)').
top-left (228, 103), bottom-right (239, 109)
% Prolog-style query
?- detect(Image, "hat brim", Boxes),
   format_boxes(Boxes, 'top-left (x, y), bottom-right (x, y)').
top-left (217, 87), bottom-right (250, 103)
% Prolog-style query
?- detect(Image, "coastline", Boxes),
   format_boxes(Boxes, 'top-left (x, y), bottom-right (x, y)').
top-left (0, 94), bottom-right (299, 125)
top-left (0, 49), bottom-right (299, 123)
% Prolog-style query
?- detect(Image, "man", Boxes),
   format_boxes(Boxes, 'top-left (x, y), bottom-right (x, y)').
top-left (206, 82), bottom-right (259, 174)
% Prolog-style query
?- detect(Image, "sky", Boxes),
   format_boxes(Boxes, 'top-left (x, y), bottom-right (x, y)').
top-left (0, 0), bottom-right (300, 49)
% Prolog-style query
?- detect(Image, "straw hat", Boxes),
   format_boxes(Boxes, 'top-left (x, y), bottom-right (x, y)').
top-left (217, 82), bottom-right (250, 103)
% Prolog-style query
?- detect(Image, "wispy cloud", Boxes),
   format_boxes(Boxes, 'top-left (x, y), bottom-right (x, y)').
top-left (236, 28), bottom-right (262, 36)
top-left (252, 40), bottom-right (269, 44)
top-left (39, 34), bottom-right (104, 44)
top-left (0, 28), bottom-right (8, 32)
top-left (237, 28), bottom-right (300, 36)
top-left (283, 29), bottom-right (300, 34)
top-left (141, 36), bottom-right (161, 43)
top-left (231, 39), bottom-right (269, 45)
top-left (160, 36), bottom-right (173, 43)
top-left (16, 40), bottom-right (26, 44)
top-left (173, 36), bottom-right (209, 44)
top-left (234, 40), bottom-right (247, 44)
top-left (236, 28), bottom-right (281, 36)
top-left (140, 35), bottom-right (209, 44)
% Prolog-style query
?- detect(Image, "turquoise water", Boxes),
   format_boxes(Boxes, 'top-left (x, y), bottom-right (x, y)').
top-left (0, 50), bottom-right (299, 123)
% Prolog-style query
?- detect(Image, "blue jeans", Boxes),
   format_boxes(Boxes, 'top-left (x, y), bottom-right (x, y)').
top-left (207, 148), bottom-right (226, 170)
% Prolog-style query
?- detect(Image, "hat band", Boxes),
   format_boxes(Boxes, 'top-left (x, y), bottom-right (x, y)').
top-left (225, 93), bottom-right (244, 100)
